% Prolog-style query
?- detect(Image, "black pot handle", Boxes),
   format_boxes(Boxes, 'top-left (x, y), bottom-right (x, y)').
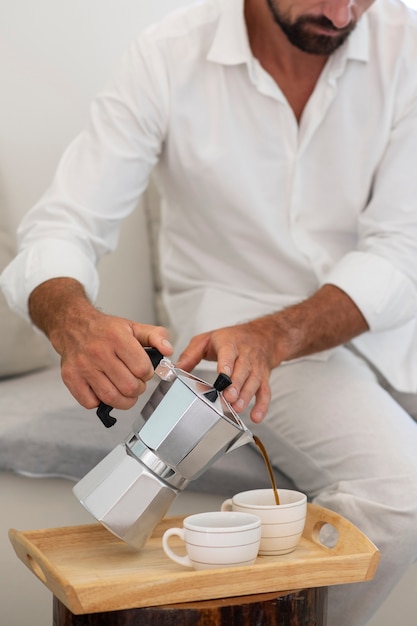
top-left (96, 347), bottom-right (164, 428)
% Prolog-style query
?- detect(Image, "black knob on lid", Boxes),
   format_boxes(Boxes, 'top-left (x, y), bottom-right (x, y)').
top-left (213, 372), bottom-right (232, 392)
top-left (204, 372), bottom-right (232, 403)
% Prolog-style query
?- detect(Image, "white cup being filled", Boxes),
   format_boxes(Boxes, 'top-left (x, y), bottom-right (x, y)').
top-left (162, 510), bottom-right (261, 570)
top-left (221, 488), bottom-right (307, 556)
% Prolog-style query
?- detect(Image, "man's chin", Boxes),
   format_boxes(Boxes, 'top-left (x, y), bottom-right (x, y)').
top-left (285, 28), bottom-right (352, 55)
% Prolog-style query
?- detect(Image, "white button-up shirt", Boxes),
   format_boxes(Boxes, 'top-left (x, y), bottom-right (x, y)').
top-left (2, 0), bottom-right (417, 390)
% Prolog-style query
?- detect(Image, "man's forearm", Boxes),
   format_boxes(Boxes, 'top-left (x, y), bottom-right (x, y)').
top-left (28, 277), bottom-right (99, 354)
top-left (268, 283), bottom-right (369, 366)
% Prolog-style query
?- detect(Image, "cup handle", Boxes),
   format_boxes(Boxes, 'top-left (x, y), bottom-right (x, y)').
top-left (162, 528), bottom-right (193, 568)
top-left (221, 498), bottom-right (233, 511)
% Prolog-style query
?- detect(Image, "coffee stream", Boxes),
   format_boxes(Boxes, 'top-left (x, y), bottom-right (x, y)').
top-left (253, 436), bottom-right (280, 505)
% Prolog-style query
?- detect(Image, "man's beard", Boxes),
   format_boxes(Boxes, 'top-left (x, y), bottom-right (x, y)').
top-left (266, 0), bottom-right (356, 55)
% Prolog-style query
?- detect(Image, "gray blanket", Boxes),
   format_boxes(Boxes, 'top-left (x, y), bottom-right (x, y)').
top-left (0, 366), bottom-right (294, 495)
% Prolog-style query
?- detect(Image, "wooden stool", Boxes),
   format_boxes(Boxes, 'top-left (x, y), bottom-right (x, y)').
top-left (53, 588), bottom-right (327, 625)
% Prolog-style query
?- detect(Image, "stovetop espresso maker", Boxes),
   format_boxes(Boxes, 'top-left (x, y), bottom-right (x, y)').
top-left (73, 348), bottom-right (254, 549)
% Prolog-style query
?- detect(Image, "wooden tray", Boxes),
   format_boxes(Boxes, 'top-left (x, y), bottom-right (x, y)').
top-left (9, 503), bottom-right (379, 615)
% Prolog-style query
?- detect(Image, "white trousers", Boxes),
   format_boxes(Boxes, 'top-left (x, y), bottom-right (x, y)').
top-left (207, 346), bottom-right (417, 626)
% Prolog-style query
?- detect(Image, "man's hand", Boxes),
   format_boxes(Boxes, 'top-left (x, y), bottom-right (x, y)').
top-left (29, 278), bottom-right (173, 409)
top-left (177, 318), bottom-right (275, 423)
top-left (177, 284), bottom-right (369, 423)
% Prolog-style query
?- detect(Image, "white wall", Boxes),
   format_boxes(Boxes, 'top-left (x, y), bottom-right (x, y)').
top-left (1, 0), bottom-right (193, 228)
top-left (0, 0), bottom-right (192, 321)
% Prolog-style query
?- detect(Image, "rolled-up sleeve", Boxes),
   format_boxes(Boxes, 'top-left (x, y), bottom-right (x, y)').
top-left (324, 250), bottom-right (417, 331)
top-left (0, 238), bottom-right (100, 321)
top-left (325, 69), bottom-right (417, 333)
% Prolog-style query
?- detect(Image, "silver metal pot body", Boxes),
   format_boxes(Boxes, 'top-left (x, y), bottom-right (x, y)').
top-left (73, 358), bottom-right (253, 549)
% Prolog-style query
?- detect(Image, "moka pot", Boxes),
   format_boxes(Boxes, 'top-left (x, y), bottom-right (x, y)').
top-left (73, 348), bottom-right (254, 549)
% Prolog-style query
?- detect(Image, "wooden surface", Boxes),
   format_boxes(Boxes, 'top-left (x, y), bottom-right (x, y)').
top-left (53, 588), bottom-right (328, 625)
top-left (9, 503), bottom-right (379, 615)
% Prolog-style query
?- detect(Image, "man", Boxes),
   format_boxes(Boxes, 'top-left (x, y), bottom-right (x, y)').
top-left (2, 0), bottom-right (417, 623)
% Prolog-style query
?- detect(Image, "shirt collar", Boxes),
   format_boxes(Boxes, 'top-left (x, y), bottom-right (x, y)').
top-left (207, 0), bottom-right (370, 67)
top-left (324, 12), bottom-right (369, 83)
top-left (207, 0), bottom-right (252, 65)
top-left (345, 10), bottom-right (369, 63)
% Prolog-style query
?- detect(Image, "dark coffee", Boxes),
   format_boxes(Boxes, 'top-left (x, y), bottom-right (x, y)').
top-left (254, 435), bottom-right (280, 505)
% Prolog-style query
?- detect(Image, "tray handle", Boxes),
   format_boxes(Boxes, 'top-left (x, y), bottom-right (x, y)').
top-left (304, 503), bottom-right (380, 576)
top-left (8, 528), bottom-right (82, 612)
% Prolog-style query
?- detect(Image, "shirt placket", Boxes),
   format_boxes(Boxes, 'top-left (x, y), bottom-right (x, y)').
top-left (288, 71), bottom-right (342, 280)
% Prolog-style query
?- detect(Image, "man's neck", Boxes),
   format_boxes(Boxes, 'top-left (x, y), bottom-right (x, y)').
top-left (244, 0), bottom-right (328, 120)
